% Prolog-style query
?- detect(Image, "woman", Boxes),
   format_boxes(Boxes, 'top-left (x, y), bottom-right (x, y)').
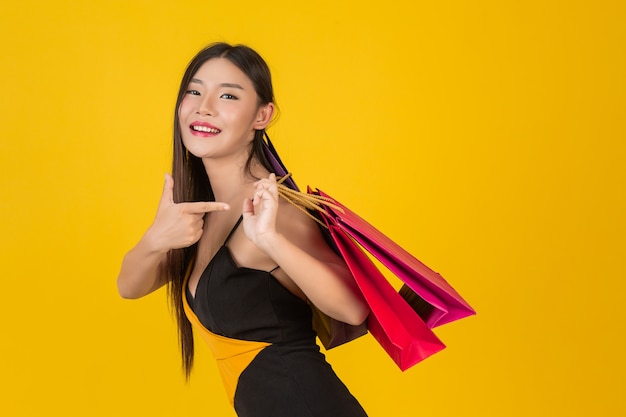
top-left (117, 42), bottom-right (369, 416)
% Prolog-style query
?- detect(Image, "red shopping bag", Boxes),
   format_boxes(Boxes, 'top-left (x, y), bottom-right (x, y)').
top-left (327, 221), bottom-right (446, 370)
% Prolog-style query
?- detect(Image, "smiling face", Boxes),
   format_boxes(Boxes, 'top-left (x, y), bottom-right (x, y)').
top-left (178, 57), bottom-right (274, 163)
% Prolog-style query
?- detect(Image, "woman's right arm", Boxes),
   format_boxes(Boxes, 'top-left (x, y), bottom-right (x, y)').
top-left (117, 229), bottom-right (170, 299)
top-left (117, 174), bottom-right (230, 299)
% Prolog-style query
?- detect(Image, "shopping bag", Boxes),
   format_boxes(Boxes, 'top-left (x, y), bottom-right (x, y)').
top-left (261, 133), bottom-right (474, 365)
top-left (312, 188), bottom-right (476, 328)
top-left (327, 218), bottom-right (446, 370)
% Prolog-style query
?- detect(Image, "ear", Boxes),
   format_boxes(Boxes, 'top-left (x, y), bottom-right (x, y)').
top-left (253, 102), bottom-right (275, 130)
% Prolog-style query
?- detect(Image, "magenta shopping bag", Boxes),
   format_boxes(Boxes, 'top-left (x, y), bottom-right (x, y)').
top-left (313, 189), bottom-right (476, 329)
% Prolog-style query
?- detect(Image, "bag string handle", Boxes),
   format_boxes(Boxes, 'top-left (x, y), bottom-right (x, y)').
top-left (276, 173), bottom-right (344, 227)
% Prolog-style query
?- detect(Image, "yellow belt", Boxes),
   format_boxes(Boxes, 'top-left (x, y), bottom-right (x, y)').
top-left (182, 264), bottom-right (271, 405)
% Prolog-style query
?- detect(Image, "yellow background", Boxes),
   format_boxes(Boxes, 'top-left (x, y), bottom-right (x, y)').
top-left (1, 1), bottom-right (624, 416)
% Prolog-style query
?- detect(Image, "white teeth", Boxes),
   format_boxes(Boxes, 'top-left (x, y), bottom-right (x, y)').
top-left (192, 125), bottom-right (220, 133)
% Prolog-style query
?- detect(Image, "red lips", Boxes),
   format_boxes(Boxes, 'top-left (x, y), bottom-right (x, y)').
top-left (189, 121), bottom-right (221, 136)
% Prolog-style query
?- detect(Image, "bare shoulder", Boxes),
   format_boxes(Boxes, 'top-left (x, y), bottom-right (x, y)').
top-left (275, 197), bottom-right (338, 262)
top-left (275, 196), bottom-right (320, 238)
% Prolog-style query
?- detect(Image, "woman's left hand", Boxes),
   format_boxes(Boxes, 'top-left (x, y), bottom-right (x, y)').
top-left (242, 173), bottom-right (280, 249)
top-left (243, 172), bottom-right (369, 325)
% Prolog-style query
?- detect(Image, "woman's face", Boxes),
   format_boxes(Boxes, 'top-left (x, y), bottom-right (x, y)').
top-left (178, 58), bottom-right (273, 162)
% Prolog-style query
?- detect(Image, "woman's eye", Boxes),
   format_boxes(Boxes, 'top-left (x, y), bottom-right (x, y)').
top-left (185, 90), bottom-right (200, 96)
top-left (220, 93), bottom-right (237, 100)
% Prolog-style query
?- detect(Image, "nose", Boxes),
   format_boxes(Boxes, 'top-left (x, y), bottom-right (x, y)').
top-left (196, 95), bottom-right (216, 116)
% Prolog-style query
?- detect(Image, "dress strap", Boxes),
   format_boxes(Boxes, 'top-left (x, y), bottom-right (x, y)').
top-left (224, 214), bottom-right (279, 274)
top-left (223, 215), bottom-right (244, 245)
top-left (269, 265), bottom-right (280, 274)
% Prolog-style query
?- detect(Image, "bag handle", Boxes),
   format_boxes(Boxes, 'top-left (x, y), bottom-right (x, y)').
top-left (275, 175), bottom-right (343, 227)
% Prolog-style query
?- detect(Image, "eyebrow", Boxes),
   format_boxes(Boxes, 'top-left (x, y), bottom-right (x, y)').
top-left (190, 78), bottom-right (245, 89)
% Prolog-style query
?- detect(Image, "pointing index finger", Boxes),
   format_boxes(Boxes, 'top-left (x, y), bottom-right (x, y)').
top-left (182, 201), bottom-right (231, 214)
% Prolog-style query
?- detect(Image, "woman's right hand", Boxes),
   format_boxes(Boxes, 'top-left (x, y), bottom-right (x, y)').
top-left (146, 174), bottom-right (231, 252)
top-left (117, 174), bottom-right (230, 299)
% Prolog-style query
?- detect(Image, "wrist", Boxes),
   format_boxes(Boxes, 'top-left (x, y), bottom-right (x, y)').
top-left (141, 227), bottom-right (171, 255)
top-left (255, 231), bottom-right (285, 256)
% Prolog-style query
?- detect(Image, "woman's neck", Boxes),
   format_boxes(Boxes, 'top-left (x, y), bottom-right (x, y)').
top-left (203, 155), bottom-right (269, 205)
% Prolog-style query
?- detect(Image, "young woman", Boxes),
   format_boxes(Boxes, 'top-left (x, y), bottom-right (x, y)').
top-left (117, 42), bottom-right (369, 417)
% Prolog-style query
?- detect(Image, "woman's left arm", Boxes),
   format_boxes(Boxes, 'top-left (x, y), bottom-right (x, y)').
top-left (243, 174), bottom-right (369, 325)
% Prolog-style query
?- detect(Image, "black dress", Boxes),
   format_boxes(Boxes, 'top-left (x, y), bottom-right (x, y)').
top-left (184, 216), bottom-right (368, 417)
